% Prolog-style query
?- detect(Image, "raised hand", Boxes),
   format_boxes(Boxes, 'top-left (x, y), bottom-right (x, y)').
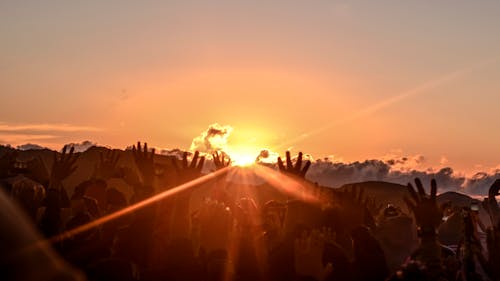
top-left (403, 178), bottom-right (442, 233)
top-left (212, 151), bottom-right (231, 170)
top-left (489, 179), bottom-right (500, 198)
top-left (277, 151), bottom-right (311, 178)
top-left (171, 151), bottom-right (205, 184)
top-left (294, 230), bottom-right (332, 281)
top-left (482, 179), bottom-right (500, 226)
top-left (132, 142), bottom-right (155, 187)
top-left (403, 178), bottom-right (443, 276)
top-left (93, 149), bottom-right (120, 180)
top-left (50, 145), bottom-right (78, 185)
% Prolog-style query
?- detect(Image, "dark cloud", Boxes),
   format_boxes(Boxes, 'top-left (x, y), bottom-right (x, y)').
top-left (305, 158), bottom-right (496, 195)
top-left (17, 143), bottom-right (47, 150)
top-left (160, 148), bottom-right (190, 159)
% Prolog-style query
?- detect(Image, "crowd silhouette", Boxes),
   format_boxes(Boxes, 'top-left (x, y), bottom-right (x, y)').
top-left (0, 142), bottom-right (499, 281)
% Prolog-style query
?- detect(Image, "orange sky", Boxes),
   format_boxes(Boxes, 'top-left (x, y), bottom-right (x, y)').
top-left (1, 1), bottom-right (500, 175)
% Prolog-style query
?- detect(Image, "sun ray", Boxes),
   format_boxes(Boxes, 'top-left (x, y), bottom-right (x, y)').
top-left (273, 56), bottom-right (500, 151)
top-left (252, 165), bottom-right (321, 204)
top-left (13, 166), bottom-right (233, 260)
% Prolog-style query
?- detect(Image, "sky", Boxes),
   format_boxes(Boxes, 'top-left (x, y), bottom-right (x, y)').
top-left (1, 0), bottom-right (500, 175)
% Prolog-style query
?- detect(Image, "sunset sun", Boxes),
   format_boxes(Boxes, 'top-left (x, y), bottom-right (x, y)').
top-left (226, 146), bottom-right (260, 166)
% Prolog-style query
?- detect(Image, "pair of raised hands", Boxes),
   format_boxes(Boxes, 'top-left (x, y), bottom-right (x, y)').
top-left (131, 142), bottom-right (205, 187)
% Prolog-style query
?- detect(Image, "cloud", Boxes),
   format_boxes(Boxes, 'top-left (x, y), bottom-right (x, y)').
top-left (0, 122), bottom-right (103, 148)
top-left (190, 123), bottom-right (233, 154)
top-left (160, 148), bottom-right (190, 159)
top-left (440, 156), bottom-right (449, 166)
top-left (0, 122), bottom-right (102, 133)
top-left (0, 134), bottom-right (58, 145)
top-left (304, 157), bottom-right (499, 196)
top-left (256, 149), bottom-right (280, 164)
top-left (17, 143), bottom-right (47, 150)
top-left (63, 140), bottom-right (97, 152)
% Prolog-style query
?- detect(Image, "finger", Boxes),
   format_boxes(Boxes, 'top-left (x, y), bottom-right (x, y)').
top-left (197, 156), bottom-right (205, 172)
top-left (150, 148), bottom-right (155, 160)
top-left (144, 143), bottom-right (148, 158)
top-left (62, 145), bottom-right (68, 156)
top-left (286, 151), bottom-right (293, 170)
top-left (132, 145), bottom-right (138, 162)
top-left (277, 157), bottom-right (285, 171)
top-left (430, 179), bottom-right (437, 201)
top-left (69, 145), bottom-right (74, 154)
top-left (295, 152), bottom-right (303, 173)
top-left (415, 178), bottom-right (426, 197)
top-left (137, 142), bottom-right (142, 154)
top-left (300, 161), bottom-right (311, 177)
top-left (407, 183), bottom-right (419, 203)
top-left (190, 151), bottom-right (199, 169)
top-left (182, 152), bottom-right (188, 168)
top-left (212, 153), bottom-right (219, 166)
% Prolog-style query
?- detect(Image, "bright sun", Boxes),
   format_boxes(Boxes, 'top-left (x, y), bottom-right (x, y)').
top-left (226, 146), bottom-right (259, 166)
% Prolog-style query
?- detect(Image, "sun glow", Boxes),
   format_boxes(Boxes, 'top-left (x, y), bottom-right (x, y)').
top-left (226, 146), bottom-right (260, 166)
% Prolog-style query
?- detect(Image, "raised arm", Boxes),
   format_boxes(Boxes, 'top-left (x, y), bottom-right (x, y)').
top-left (403, 178), bottom-right (443, 277)
top-left (277, 151), bottom-right (311, 178)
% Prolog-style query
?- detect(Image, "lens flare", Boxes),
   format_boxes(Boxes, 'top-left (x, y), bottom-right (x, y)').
top-left (226, 146), bottom-right (259, 166)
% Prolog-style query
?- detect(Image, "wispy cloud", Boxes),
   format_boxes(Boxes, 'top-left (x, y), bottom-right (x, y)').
top-left (0, 122), bottom-right (103, 148)
top-left (0, 134), bottom-right (58, 145)
top-left (0, 122), bottom-right (102, 133)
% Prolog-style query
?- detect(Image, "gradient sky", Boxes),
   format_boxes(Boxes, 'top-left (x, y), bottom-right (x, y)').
top-left (1, 1), bottom-right (500, 174)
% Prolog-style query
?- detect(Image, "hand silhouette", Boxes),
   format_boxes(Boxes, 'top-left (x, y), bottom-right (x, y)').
top-left (132, 142), bottom-right (155, 187)
top-left (171, 151), bottom-right (205, 184)
top-left (94, 149), bottom-right (120, 180)
top-left (212, 151), bottom-right (231, 170)
top-left (403, 178), bottom-right (442, 235)
top-left (489, 179), bottom-right (500, 198)
top-left (50, 145), bottom-right (78, 185)
top-left (277, 151), bottom-right (311, 178)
